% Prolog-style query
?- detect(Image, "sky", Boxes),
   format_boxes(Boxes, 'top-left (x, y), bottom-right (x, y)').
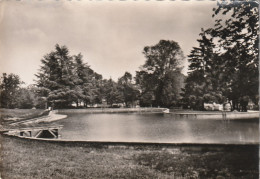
top-left (0, 0), bottom-right (218, 85)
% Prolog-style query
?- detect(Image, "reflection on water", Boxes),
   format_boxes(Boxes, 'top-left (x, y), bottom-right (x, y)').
top-left (56, 113), bottom-right (259, 144)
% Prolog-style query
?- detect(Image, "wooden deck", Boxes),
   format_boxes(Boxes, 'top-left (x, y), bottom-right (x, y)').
top-left (6, 125), bottom-right (63, 139)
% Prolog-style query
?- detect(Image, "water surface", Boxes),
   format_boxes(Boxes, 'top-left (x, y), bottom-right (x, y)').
top-left (56, 113), bottom-right (259, 144)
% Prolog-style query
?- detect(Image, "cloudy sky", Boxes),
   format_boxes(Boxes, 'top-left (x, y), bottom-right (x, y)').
top-left (0, 0), bottom-right (218, 85)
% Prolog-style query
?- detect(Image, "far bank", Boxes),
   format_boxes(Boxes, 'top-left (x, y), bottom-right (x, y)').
top-left (56, 108), bottom-right (259, 120)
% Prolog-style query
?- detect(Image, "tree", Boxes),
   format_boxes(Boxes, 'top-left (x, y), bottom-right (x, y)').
top-left (73, 53), bottom-right (96, 107)
top-left (136, 40), bottom-right (185, 107)
top-left (182, 30), bottom-right (226, 110)
top-left (182, 1), bottom-right (258, 111)
top-left (36, 44), bottom-right (107, 109)
top-left (210, 0), bottom-right (259, 111)
top-left (103, 78), bottom-right (124, 106)
top-left (16, 87), bottom-right (36, 109)
top-left (0, 73), bottom-right (23, 108)
top-left (26, 85), bottom-right (47, 109)
top-left (0, 73), bottom-right (44, 109)
top-left (36, 45), bottom-right (81, 108)
top-left (118, 72), bottom-right (140, 107)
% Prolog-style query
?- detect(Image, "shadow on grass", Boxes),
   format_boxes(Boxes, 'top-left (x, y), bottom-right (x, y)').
top-left (133, 147), bottom-right (259, 178)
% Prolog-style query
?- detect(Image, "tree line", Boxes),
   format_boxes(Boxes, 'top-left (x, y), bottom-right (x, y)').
top-left (0, 41), bottom-right (185, 109)
top-left (0, 0), bottom-right (258, 111)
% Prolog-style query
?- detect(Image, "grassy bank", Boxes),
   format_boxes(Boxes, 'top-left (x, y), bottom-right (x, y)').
top-left (1, 136), bottom-right (258, 179)
top-left (0, 109), bottom-right (45, 124)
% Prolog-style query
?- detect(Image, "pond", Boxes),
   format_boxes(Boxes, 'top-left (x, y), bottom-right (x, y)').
top-left (56, 113), bottom-right (259, 144)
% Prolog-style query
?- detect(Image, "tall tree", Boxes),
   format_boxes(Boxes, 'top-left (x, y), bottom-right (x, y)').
top-left (182, 30), bottom-right (226, 109)
top-left (36, 44), bottom-right (105, 108)
top-left (211, 0), bottom-right (259, 111)
top-left (36, 45), bottom-right (79, 108)
top-left (136, 40), bottom-right (185, 107)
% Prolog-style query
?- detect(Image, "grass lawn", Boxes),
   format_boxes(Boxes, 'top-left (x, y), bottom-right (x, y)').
top-left (0, 136), bottom-right (258, 179)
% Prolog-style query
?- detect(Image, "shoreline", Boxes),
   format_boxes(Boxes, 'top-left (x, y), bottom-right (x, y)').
top-left (56, 108), bottom-right (259, 120)
top-left (166, 111), bottom-right (259, 120)
top-left (56, 107), bottom-right (167, 114)
top-left (3, 133), bottom-right (259, 146)
top-left (2, 134), bottom-right (259, 153)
